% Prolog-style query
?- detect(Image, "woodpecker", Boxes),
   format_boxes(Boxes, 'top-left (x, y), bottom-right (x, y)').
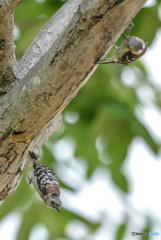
top-left (96, 24), bottom-right (147, 65)
top-left (27, 151), bottom-right (62, 212)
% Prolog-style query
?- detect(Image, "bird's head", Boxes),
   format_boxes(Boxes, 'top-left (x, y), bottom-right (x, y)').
top-left (122, 34), bottom-right (148, 57)
top-left (43, 194), bottom-right (62, 212)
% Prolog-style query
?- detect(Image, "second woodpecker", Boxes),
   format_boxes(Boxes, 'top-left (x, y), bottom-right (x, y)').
top-left (96, 23), bottom-right (147, 65)
top-left (28, 151), bottom-right (62, 212)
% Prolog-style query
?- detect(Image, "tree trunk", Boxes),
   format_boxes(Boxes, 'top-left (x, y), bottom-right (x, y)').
top-left (0, 0), bottom-right (147, 200)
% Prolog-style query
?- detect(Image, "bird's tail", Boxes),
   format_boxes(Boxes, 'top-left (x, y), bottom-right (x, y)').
top-left (29, 151), bottom-right (42, 167)
top-left (29, 151), bottom-right (38, 161)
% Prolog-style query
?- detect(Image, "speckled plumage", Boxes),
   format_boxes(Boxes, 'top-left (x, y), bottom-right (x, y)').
top-left (28, 151), bottom-right (62, 212)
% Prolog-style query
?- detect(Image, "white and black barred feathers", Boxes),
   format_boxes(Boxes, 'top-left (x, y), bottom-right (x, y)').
top-left (28, 151), bottom-right (62, 212)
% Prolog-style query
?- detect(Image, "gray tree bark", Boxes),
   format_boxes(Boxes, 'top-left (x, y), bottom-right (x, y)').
top-left (0, 0), bottom-right (147, 200)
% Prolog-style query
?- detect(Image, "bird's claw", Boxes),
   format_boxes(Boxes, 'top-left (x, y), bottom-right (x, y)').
top-left (26, 174), bottom-right (32, 186)
top-left (127, 22), bottom-right (134, 36)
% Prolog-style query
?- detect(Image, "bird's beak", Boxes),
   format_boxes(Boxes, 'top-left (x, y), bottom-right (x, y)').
top-left (122, 34), bottom-right (130, 40)
top-left (55, 206), bottom-right (60, 213)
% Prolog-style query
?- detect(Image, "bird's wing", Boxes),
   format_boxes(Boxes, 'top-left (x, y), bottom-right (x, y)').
top-left (35, 165), bottom-right (60, 195)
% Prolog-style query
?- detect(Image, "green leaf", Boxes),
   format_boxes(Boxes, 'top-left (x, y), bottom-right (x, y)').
top-left (111, 167), bottom-right (128, 192)
top-left (115, 222), bottom-right (127, 240)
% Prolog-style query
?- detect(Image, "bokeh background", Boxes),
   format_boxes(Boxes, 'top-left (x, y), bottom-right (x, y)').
top-left (0, 0), bottom-right (161, 239)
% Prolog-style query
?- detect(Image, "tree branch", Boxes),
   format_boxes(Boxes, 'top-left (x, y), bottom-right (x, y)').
top-left (0, 0), bottom-right (147, 200)
top-left (0, 0), bottom-right (22, 91)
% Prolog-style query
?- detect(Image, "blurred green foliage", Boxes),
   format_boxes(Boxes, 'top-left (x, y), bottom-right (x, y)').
top-left (0, 0), bottom-right (161, 239)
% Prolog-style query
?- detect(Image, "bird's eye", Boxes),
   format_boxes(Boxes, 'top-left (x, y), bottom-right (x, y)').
top-left (51, 201), bottom-right (54, 204)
